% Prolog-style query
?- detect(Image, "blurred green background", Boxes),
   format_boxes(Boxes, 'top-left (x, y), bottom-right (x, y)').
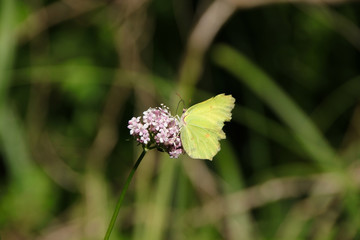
top-left (1, 0), bottom-right (360, 239)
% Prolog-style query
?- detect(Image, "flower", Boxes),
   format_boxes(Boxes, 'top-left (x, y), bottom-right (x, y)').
top-left (127, 104), bottom-right (184, 158)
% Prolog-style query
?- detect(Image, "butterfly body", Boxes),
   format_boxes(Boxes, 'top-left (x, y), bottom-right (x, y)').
top-left (180, 94), bottom-right (235, 160)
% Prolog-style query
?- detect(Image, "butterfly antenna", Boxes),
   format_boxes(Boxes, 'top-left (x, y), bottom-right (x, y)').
top-left (175, 93), bottom-right (185, 115)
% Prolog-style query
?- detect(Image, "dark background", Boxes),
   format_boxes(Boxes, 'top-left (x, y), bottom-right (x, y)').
top-left (0, 0), bottom-right (360, 239)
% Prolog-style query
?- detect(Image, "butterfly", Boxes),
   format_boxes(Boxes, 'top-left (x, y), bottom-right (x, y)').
top-left (180, 94), bottom-right (235, 160)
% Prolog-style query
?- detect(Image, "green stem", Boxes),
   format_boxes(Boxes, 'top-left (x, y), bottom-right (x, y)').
top-left (104, 148), bottom-right (147, 240)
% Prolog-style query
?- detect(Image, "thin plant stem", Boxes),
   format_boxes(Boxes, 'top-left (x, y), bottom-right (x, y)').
top-left (104, 148), bottom-right (147, 240)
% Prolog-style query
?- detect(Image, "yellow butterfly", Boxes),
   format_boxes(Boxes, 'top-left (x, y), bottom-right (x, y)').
top-left (180, 94), bottom-right (235, 160)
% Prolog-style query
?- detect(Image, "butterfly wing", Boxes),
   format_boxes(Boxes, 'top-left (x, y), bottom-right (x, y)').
top-left (180, 94), bottom-right (235, 160)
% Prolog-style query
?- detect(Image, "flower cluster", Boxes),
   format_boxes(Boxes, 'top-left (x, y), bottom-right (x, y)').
top-left (128, 104), bottom-right (184, 158)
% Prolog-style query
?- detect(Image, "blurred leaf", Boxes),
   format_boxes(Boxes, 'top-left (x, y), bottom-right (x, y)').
top-left (61, 58), bottom-right (105, 104)
top-left (212, 44), bottom-right (341, 171)
top-left (312, 76), bottom-right (360, 132)
top-left (0, 0), bottom-right (16, 100)
top-left (0, 0), bottom-right (55, 231)
top-left (215, 141), bottom-right (257, 239)
top-left (0, 105), bottom-right (56, 229)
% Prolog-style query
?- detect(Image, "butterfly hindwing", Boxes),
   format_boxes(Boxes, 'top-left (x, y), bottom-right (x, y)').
top-left (181, 124), bottom-right (221, 160)
top-left (180, 94), bottom-right (235, 160)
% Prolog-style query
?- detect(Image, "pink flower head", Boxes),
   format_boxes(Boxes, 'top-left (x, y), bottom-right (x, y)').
top-left (128, 104), bottom-right (184, 158)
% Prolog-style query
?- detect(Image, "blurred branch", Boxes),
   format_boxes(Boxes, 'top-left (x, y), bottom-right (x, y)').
top-left (83, 0), bottom-right (153, 238)
top-left (177, 0), bottom-right (357, 100)
top-left (187, 165), bottom-right (360, 226)
top-left (226, 0), bottom-right (357, 8)
top-left (183, 158), bottom-right (219, 199)
top-left (275, 194), bottom-right (336, 239)
top-left (85, 86), bottom-right (130, 168)
top-left (177, 0), bottom-right (235, 100)
top-left (16, 0), bottom-right (104, 43)
top-left (86, 0), bottom-right (153, 168)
